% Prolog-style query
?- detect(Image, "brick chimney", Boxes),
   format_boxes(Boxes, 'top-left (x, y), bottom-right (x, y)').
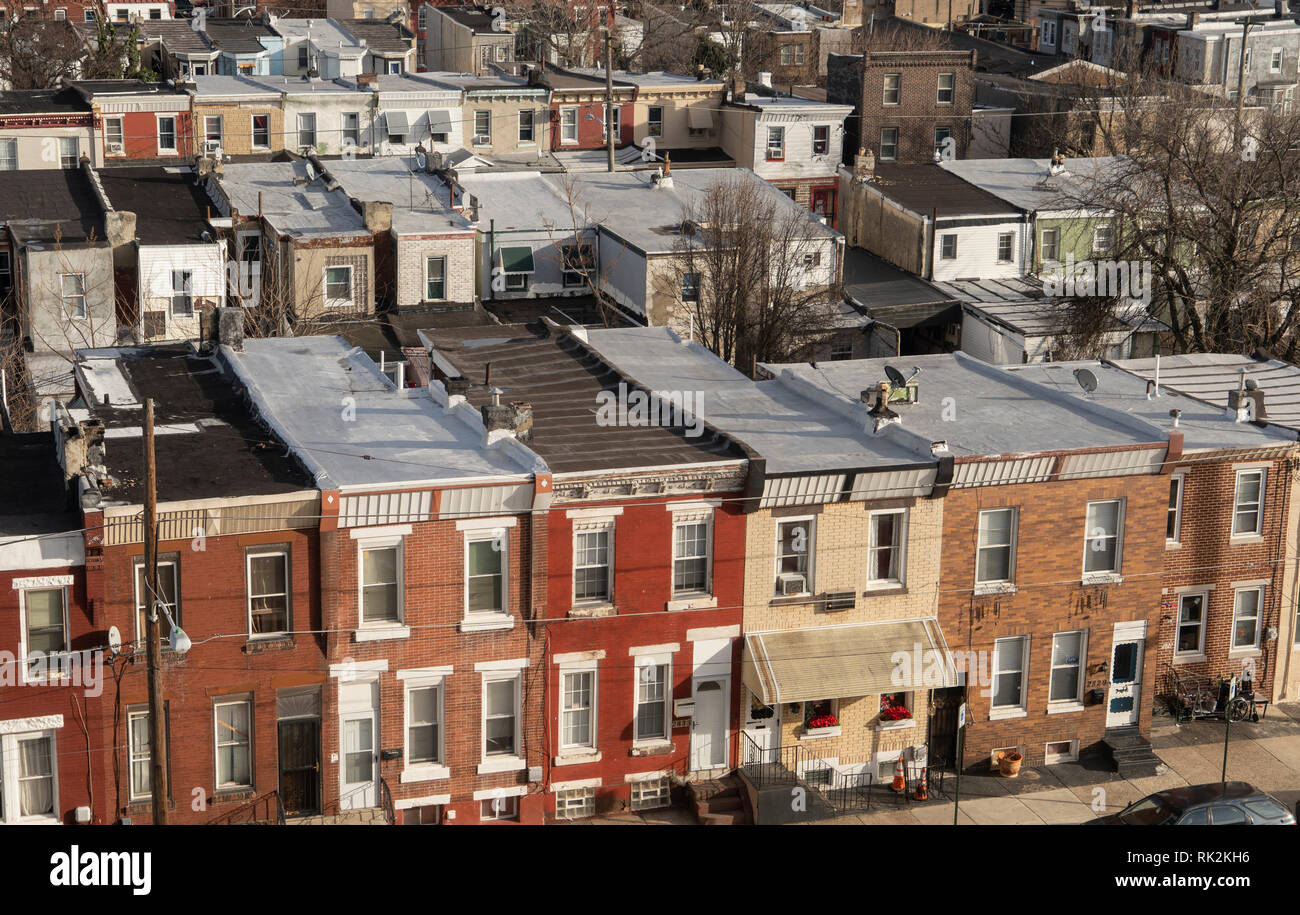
top-left (357, 72), bottom-right (378, 89)
top-left (480, 388), bottom-right (534, 442)
top-left (854, 146), bottom-right (875, 181)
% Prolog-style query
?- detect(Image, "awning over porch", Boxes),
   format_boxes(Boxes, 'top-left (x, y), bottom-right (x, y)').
top-left (742, 618), bottom-right (957, 706)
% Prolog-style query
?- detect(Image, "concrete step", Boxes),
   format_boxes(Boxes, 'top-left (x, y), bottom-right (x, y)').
top-left (703, 793), bottom-right (744, 813)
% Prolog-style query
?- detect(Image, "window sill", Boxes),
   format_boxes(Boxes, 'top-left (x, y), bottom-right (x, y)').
top-left (1173, 653), bottom-right (1207, 665)
top-left (863, 583), bottom-right (906, 596)
top-left (1047, 702), bottom-right (1086, 715)
top-left (243, 635), bottom-right (295, 654)
top-left (988, 707), bottom-right (1028, 721)
top-left (400, 764), bottom-right (450, 784)
top-left (769, 594), bottom-right (814, 608)
top-left (1229, 647), bottom-right (1262, 658)
top-left (629, 741), bottom-right (675, 757)
top-left (212, 788), bottom-right (256, 804)
top-left (459, 614), bottom-right (514, 633)
top-left (798, 726), bottom-right (841, 740)
top-left (877, 718), bottom-right (916, 731)
top-left (667, 594), bottom-right (716, 612)
top-left (974, 582), bottom-right (1016, 596)
top-left (1230, 535), bottom-right (1265, 545)
top-left (354, 625), bottom-right (411, 642)
top-left (1166, 541), bottom-right (1182, 550)
top-left (553, 750), bottom-right (601, 766)
top-left (568, 602), bottom-right (616, 619)
top-left (1081, 573), bottom-right (1122, 586)
top-left (477, 756), bottom-right (527, 775)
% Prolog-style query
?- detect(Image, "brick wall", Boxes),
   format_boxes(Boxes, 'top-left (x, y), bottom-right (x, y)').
top-left (857, 50), bottom-right (976, 165)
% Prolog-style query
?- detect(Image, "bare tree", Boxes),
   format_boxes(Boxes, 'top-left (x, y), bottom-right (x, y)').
top-left (541, 173), bottom-right (623, 328)
top-left (504, 0), bottom-right (609, 68)
top-left (0, 19), bottom-right (94, 89)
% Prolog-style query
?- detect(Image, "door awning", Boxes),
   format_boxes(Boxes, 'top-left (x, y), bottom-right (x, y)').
top-left (427, 109), bottom-right (453, 136)
top-left (742, 618), bottom-right (957, 706)
top-left (386, 110), bottom-right (409, 138)
top-left (688, 106), bottom-right (714, 129)
top-left (496, 246), bottom-right (535, 273)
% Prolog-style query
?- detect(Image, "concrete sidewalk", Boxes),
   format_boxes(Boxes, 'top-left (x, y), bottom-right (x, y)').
top-left (807, 703), bottom-right (1300, 825)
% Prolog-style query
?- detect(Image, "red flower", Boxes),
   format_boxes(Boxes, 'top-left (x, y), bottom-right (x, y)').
top-left (881, 705), bottom-right (912, 721)
top-left (807, 714), bottom-right (838, 729)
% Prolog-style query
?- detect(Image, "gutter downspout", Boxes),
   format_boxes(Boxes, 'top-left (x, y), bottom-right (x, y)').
top-left (488, 217), bottom-right (496, 301)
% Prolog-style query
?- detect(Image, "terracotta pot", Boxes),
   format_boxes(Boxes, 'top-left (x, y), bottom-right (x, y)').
top-left (999, 752), bottom-right (1023, 777)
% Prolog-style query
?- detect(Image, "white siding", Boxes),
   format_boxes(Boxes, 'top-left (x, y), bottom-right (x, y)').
top-left (749, 110), bottom-right (851, 182)
top-left (930, 222), bottom-right (1025, 282)
top-left (137, 243), bottom-right (226, 341)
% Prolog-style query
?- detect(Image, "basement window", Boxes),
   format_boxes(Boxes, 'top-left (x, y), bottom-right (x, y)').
top-left (555, 786), bottom-right (595, 820)
top-left (629, 776), bottom-right (671, 811)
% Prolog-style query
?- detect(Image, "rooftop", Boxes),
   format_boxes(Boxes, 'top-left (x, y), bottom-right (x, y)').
top-left (138, 19), bottom-right (215, 53)
top-left (0, 88), bottom-right (90, 117)
top-left (361, 73), bottom-right (461, 95)
top-left (419, 71), bottom-right (542, 93)
top-left (565, 68), bottom-right (726, 89)
top-left (1112, 353), bottom-right (1300, 433)
top-left (201, 18), bottom-right (280, 54)
top-left (431, 5), bottom-right (512, 34)
top-left (0, 170), bottom-right (105, 241)
top-left (97, 167), bottom-right (218, 245)
top-left (273, 17), bottom-right (366, 56)
top-left (864, 163), bottom-right (1023, 218)
top-left (223, 335), bottom-right (541, 489)
top-left (733, 92), bottom-right (854, 113)
top-left (938, 157), bottom-right (1121, 213)
top-left (69, 79), bottom-right (188, 98)
top-left (215, 161), bottom-right (369, 237)
top-left (340, 18), bottom-right (416, 51)
top-left (322, 158), bottom-right (473, 236)
top-left (0, 433), bottom-right (76, 539)
top-left (187, 74), bottom-right (283, 97)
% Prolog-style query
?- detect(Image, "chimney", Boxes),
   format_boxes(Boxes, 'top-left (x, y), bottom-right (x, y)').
top-left (357, 72), bottom-right (378, 89)
top-left (758, 71), bottom-right (773, 89)
top-left (359, 200), bottom-right (393, 233)
top-left (445, 375), bottom-right (470, 396)
top-left (480, 387), bottom-right (533, 440)
top-left (655, 153), bottom-right (674, 188)
top-left (730, 72), bottom-right (745, 100)
top-left (854, 146), bottom-right (875, 181)
top-left (104, 210), bottom-right (137, 249)
top-left (509, 401), bottom-right (534, 442)
top-left (1188, 12), bottom-right (1200, 27)
top-left (866, 381), bottom-right (899, 434)
top-left (214, 306), bottom-right (244, 352)
top-left (1226, 370), bottom-right (1254, 422)
top-left (1246, 380), bottom-right (1268, 421)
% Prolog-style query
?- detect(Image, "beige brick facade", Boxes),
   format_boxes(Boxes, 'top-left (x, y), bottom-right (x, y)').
top-left (192, 103), bottom-right (285, 156)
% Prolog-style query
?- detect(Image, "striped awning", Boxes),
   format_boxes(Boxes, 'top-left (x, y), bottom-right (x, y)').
top-left (742, 618), bottom-right (956, 705)
top-left (688, 106), bottom-right (714, 129)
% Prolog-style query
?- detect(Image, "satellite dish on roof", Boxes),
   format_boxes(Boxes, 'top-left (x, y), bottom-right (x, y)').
top-left (304, 161), bottom-right (317, 182)
top-left (1245, 378), bottom-right (1259, 391)
top-left (884, 365), bottom-right (908, 387)
top-left (107, 626), bottom-right (122, 656)
top-left (1073, 368), bottom-right (1099, 395)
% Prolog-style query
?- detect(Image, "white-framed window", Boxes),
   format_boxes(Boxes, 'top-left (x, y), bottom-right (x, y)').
top-left (560, 668), bottom-right (596, 750)
top-left (766, 126), bottom-right (785, 160)
top-left (425, 255), bottom-right (446, 301)
top-left (214, 697), bottom-right (252, 791)
top-left (297, 113), bottom-right (317, 150)
top-left (246, 547), bottom-right (290, 637)
top-left (1040, 227), bottom-right (1059, 262)
top-left (156, 115), bottom-right (177, 154)
top-left (1092, 222), bottom-right (1113, 256)
top-left (0, 138), bottom-right (16, 170)
top-left (935, 126), bottom-right (952, 150)
top-left (1045, 739), bottom-right (1078, 765)
top-left (59, 136), bottom-right (78, 168)
top-left (474, 110), bottom-right (491, 145)
top-left (866, 508), bottom-right (906, 587)
top-left (0, 730), bottom-right (58, 822)
top-left (127, 706), bottom-right (153, 801)
top-left (562, 243), bottom-right (593, 287)
top-left (480, 794), bottom-right (518, 820)
top-left (171, 269), bottom-right (193, 316)
top-left (324, 265), bottom-right (353, 308)
top-left (992, 635), bottom-right (1028, 711)
top-left (1049, 630), bottom-right (1085, 705)
top-left (573, 524), bottom-right (612, 604)
top-left (1175, 591), bottom-right (1207, 658)
top-left (634, 659), bottom-right (670, 742)
top-left (609, 105), bottom-right (620, 140)
top-left (204, 114), bottom-right (223, 150)
top-left (360, 540), bottom-right (403, 626)
top-left (1083, 499), bottom-right (1123, 576)
top-left (940, 234), bottom-right (957, 260)
top-left (483, 674), bottom-right (520, 759)
top-left (133, 558), bottom-right (179, 645)
top-left (779, 42), bottom-right (805, 66)
top-left (60, 273), bottom-right (87, 318)
top-left (251, 114), bottom-right (270, 149)
top-left (680, 271), bottom-right (700, 302)
top-left (555, 786), bottom-right (595, 819)
top-left (1167, 474), bottom-right (1184, 542)
top-left (418, 4), bottom-right (428, 29)
top-left (466, 532), bottom-right (506, 617)
top-left (518, 109), bottom-right (534, 142)
top-left (342, 112), bottom-right (360, 149)
top-left (20, 586), bottom-right (68, 677)
top-left (85, 8), bottom-right (96, 21)
top-left (1232, 587), bottom-right (1263, 651)
top-left (105, 117), bottom-right (124, 154)
top-left (406, 683), bottom-right (442, 767)
top-left (560, 106), bottom-right (578, 143)
top-left (1042, 20), bottom-right (1057, 45)
top-left (1232, 468), bottom-right (1265, 536)
top-left (388, 59), bottom-right (403, 74)
top-left (812, 124), bottom-right (830, 155)
top-left (882, 73), bottom-right (901, 106)
top-left (880, 127), bottom-right (899, 161)
top-left (1272, 47), bottom-right (1283, 71)
top-left (937, 72), bottom-right (955, 104)
top-left (671, 516), bottom-right (711, 598)
top-left (648, 105), bottom-right (664, 137)
top-left (997, 232), bottom-right (1014, 263)
top-left (775, 517), bottom-right (814, 596)
top-left (52, 7), bottom-right (65, 19)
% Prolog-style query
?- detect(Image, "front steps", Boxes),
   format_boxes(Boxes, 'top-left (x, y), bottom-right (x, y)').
top-left (688, 775), bottom-right (752, 825)
top-left (1102, 726), bottom-right (1162, 778)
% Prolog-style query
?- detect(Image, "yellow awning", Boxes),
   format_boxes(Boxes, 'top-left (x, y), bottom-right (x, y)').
top-left (742, 619), bottom-right (956, 705)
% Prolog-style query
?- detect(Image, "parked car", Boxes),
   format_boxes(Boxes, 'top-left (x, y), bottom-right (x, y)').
top-left (1089, 782), bottom-right (1296, 825)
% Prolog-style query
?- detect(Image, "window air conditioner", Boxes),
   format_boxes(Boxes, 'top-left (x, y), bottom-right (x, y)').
top-left (778, 572), bottom-right (807, 596)
top-left (107, 142), bottom-right (124, 153)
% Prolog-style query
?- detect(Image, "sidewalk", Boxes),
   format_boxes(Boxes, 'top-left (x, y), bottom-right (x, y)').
top-left (808, 703), bottom-right (1300, 825)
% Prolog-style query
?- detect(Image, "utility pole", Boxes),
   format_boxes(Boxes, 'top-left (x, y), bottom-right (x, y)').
top-left (143, 398), bottom-right (169, 824)
top-left (1234, 18), bottom-right (1252, 146)
top-left (605, 31), bottom-right (615, 173)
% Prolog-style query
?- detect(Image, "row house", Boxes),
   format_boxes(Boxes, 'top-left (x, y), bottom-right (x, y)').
top-left (423, 4), bottom-right (516, 76)
top-left (618, 71), bottom-right (728, 164)
top-left (0, 0), bottom-right (101, 22)
top-left (273, 16), bottom-right (417, 79)
top-left (535, 65), bottom-right (635, 152)
top-left (187, 76), bottom-right (283, 156)
top-left (420, 72), bottom-right (550, 163)
top-left (0, 88), bottom-right (94, 172)
top-left (70, 79), bottom-right (192, 163)
top-left (198, 18), bottom-right (282, 76)
top-left (422, 319), bottom-right (751, 819)
top-left (359, 72), bottom-right (465, 157)
top-left (140, 20), bottom-right (221, 79)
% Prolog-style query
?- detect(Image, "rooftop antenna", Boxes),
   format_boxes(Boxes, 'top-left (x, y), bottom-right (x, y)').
top-left (1073, 368), bottom-right (1099, 396)
top-left (883, 364), bottom-right (921, 386)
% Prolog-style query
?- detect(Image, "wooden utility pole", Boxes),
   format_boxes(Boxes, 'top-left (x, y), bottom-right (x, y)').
top-left (605, 31), bottom-right (615, 173)
top-left (1234, 18), bottom-right (1252, 146)
top-left (143, 398), bottom-right (169, 824)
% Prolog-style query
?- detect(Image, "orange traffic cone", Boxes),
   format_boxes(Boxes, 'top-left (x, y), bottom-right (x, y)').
top-left (913, 767), bottom-right (929, 801)
top-left (891, 756), bottom-right (906, 792)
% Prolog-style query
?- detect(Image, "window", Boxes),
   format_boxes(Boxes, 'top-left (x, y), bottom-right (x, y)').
top-left (127, 708), bottom-right (152, 800)
top-left (425, 256), bottom-right (446, 300)
top-left (803, 251), bottom-right (821, 268)
top-left (937, 72), bottom-right (955, 104)
top-left (59, 137), bottom-right (78, 168)
top-left (1232, 587), bottom-right (1263, 650)
top-left (214, 698), bottom-right (252, 790)
top-left (630, 776), bottom-right (671, 811)
top-left (0, 138), bottom-right (15, 170)
top-left (935, 125), bottom-right (952, 149)
top-left (23, 587), bottom-right (67, 674)
top-left (829, 339), bottom-right (852, 360)
top-left (648, 105), bottom-right (663, 137)
top-left (1272, 47), bottom-right (1283, 71)
top-left (882, 73), bottom-right (901, 106)
top-left (240, 233), bottom-right (261, 263)
top-left (0, 252), bottom-right (9, 292)
top-left (1083, 499), bottom-right (1123, 575)
top-left (779, 42), bottom-right (805, 66)
top-left (116, 8), bottom-right (127, 19)
top-left (672, 519), bottom-right (710, 596)
top-left (573, 527), bottom-right (611, 603)
top-left (1049, 631), bottom-right (1084, 704)
top-left (297, 113), bottom-right (317, 149)
top-left (480, 795), bottom-right (518, 820)
top-left (560, 107), bottom-right (578, 143)
top-left (680, 271), bottom-right (700, 302)
top-left (1041, 227), bottom-right (1059, 262)
top-left (465, 535), bottom-right (506, 616)
top-left (474, 110), bottom-right (491, 145)
top-left (191, 63), bottom-right (208, 76)
top-left (1176, 592), bottom-right (1206, 657)
top-left (555, 786), bottom-right (595, 819)
top-left (879, 127), bottom-right (898, 161)
top-left (940, 234), bottom-right (957, 260)
top-left (518, 109), bottom-right (534, 142)
top-left (1167, 475), bottom-right (1184, 542)
top-left (388, 59), bottom-right (403, 74)
top-left (418, 5), bottom-right (428, 29)
top-left (1042, 20), bottom-right (1057, 45)
top-left (561, 670), bottom-right (596, 749)
top-left (251, 114), bottom-right (270, 149)
top-left (483, 675), bottom-right (519, 757)
top-left (54, 8), bottom-right (65, 20)
top-left (1092, 223), bottom-right (1113, 256)
top-left (60, 273), bottom-right (86, 318)
top-left (1232, 469), bottom-right (1265, 536)
top-left (247, 549), bottom-right (289, 636)
top-left (562, 244), bottom-right (593, 287)
top-left (992, 636), bottom-right (1028, 710)
top-left (298, 45), bottom-right (309, 70)
top-left (204, 114), bottom-right (223, 150)
top-left (171, 270), bottom-right (193, 316)
top-left (1244, 47), bottom-right (1252, 72)
top-left (342, 112), bottom-right (360, 149)
top-left (324, 265), bottom-right (353, 307)
top-left (149, 7), bottom-right (160, 17)
top-left (775, 518), bottom-right (813, 595)
top-left (997, 232), bottom-right (1014, 263)
top-left (803, 698), bottom-right (835, 727)
top-left (85, 8), bottom-right (95, 20)
top-left (407, 685), bottom-right (441, 765)
top-left (812, 124), bottom-right (829, 155)
top-left (635, 662), bottom-right (669, 741)
top-left (105, 117), bottom-right (124, 154)
top-left (977, 508), bottom-right (1016, 585)
top-left (361, 545), bottom-right (401, 624)
top-left (1, 733), bottom-right (56, 821)
top-left (766, 126), bottom-right (785, 160)
top-left (867, 509), bottom-right (906, 586)
top-left (157, 116), bottom-right (176, 154)
top-left (608, 106), bottom-right (620, 140)
top-left (133, 559), bottom-right (179, 644)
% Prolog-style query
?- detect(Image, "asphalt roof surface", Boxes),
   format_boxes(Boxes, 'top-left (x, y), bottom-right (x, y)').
top-left (0, 170), bottom-right (104, 240)
top-left (97, 167), bottom-right (218, 245)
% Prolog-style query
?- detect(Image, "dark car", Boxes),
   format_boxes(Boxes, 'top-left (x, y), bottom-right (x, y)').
top-left (1090, 781), bottom-right (1296, 825)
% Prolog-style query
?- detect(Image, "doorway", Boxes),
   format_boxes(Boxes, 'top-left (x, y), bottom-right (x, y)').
top-left (1107, 621), bottom-right (1146, 728)
top-left (278, 718), bottom-right (320, 816)
top-left (691, 678), bottom-right (729, 771)
top-left (338, 678), bottom-right (379, 810)
top-left (741, 687), bottom-right (780, 764)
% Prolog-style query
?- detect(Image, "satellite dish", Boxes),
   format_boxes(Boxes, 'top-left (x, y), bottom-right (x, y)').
top-left (884, 364), bottom-right (908, 387)
top-left (107, 626), bottom-right (122, 656)
top-left (1245, 378), bottom-right (1259, 391)
top-left (304, 161), bottom-right (317, 182)
top-left (1073, 368), bottom-right (1099, 395)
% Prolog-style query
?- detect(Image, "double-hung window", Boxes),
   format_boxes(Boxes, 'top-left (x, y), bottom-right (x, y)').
top-left (992, 635), bottom-right (1028, 712)
top-left (1049, 630), bottom-right (1085, 705)
top-left (59, 137), bottom-right (78, 168)
top-left (297, 113), bottom-right (317, 150)
top-left (573, 524), bottom-right (612, 604)
top-left (775, 518), bottom-right (814, 596)
top-left (466, 535), bottom-right (505, 615)
top-left (560, 106), bottom-right (578, 143)
top-left (425, 255), bottom-right (446, 300)
top-left (1083, 499), bottom-right (1123, 576)
top-left (204, 115), bottom-right (223, 150)
top-left (562, 244), bottom-right (593, 287)
top-left (0, 138), bottom-right (15, 170)
top-left (1232, 587), bottom-right (1264, 651)
top-left (22, 585), bottom-right (68, 678)
top-left (879, 127), bottom-right (898, 161)
top-left (866, 509), bottom-right (906, 587)
top-left (634, 658), bottom-right (670, 743)
top-left (1167, 474), bottom-right (1184, 542)
top-left (648, 105), bottom-right (664, 138)
top-left (1092, 222), bottom-right (1113, 256)
top-left (342, 112), bottom-right (360, 149)
top-left (251, 114), bottom-right (270, 149)
top-left (977, 508), bottom-right (1016, 587)
top-left (518, 109), bottom-right (534, 142)
top-left (60, 273), bottom-right (86, 319)
top-left (997, 232), bottom-right (1014, 263)
top-left (474, 110), bottom-right (491, 145)
top-left (0, 731), bottom-right (58, 822)
top-left (937, 72), bottom-right (955, 104)
top-left (157, 116), bottom-right (177, 154)
top-left (672, 517), bottom-right (711, 598)
top-left (560, 668), bottom-right (596, 751)
top-left (360, 542), bottom-right (402, 626)
top-left (406, 684), bottom-right (442, 767)
top-left (127, 707), bottom-right (153, 801)
top-left (105, 117), bottom-right (124, 155)
top-left (483, 674), bottom-right (520, 758)
top-left (134, 557), bottom-right (180, 645)
top-left (883, 73), bottom-right (901, 105)
top-left (940, 234), bottom-right (957, 260)
top-left (680, 271), bottom-right (700, 302)
top-left (246, 547), bottom-right (290, 636)
top-left (1176, 592), bottom-right (1207, 658)
top-left (171, 269), bottom-right (193, 316)
top-left (214, 697), bottom-right (252, 791)
top-left (1232, 468), bottom-right (1265, 536)
top-left (766, 126), bottom-right (785, 160)
top-left (324, 265), bottom-right (353, 307)
top-left (813, 124), bottom-right (829, 155)
top-left (1040, 227), bottom-right (1059, 263)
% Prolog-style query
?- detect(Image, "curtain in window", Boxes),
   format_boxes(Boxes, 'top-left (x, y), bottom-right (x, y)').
top-left (19, 739), bottom-right (53, 816)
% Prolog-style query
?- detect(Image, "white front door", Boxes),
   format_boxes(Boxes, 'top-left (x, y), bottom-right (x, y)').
top-left (741, 687), bottom-right (779, 764)
top-left (1107, 621), bottom-right (1146, 728)
top-left (338, 677), bottom-right (379, 809)
top-left (691, 678), bottom-right (729, 770)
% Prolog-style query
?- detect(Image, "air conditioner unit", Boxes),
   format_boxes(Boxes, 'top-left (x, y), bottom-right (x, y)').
top-left (778, 572), bottom-right (807, 596)
top-left (107, 142), bottom-right (124, 153)
top-left (474, 134), bottom-right (490, 145)
top-left (824, 591), bottom-right (855, 611)
top-left (203, 140), bottom-right (222, 154)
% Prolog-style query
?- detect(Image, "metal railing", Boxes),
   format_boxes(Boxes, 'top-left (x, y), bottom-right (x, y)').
top-left (205, 790), bottom-right (286, 826)
top-left (379, 776), bottom-right (395, 826)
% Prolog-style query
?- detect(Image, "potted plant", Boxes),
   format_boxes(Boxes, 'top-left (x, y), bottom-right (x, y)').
top-left (880, 694), bottom-right (912, 723)
top-left (998, 750), bottom-right (1024, 778)
top-left (806, 713), bottom-right (839, 730)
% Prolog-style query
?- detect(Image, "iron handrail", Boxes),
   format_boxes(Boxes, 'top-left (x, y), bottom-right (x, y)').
top-left (205, 789), bottom-right (285, 826)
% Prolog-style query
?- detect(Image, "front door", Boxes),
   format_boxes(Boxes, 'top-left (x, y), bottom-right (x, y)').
top-left (811, 187), bottom-right (836, 227)
top-left (741, 687), bottom-right (779, 764)
top-left (1107, 621), bottom-right (1146, 728)
top-left (278, 718), bottom-right (320, 816)
top-left (340, 712), bottom-right (377, 809)
top-left (691, 678), bottom-right (729, 771)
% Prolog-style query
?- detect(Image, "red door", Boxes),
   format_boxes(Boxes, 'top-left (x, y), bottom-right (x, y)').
top-left (811, 188), bottom-right (836, 229)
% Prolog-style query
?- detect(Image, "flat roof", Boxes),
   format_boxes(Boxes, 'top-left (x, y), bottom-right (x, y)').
top-left (224, 335), bottom-right (542, 489)
top-left (217, 161), bottom-right (369, 237)
top-left (70, 79), bottom-right (187, 97)
top-left (455, 170), bottom-right (579, 228)
top-left (420, 71), bottom-right (542, 93)
top-left (0, 433), bottom-right (76, 538)
top-left (97, 167), bottom-right (217, 245)
top-left (865, 163), bottom-right (1022, 218)
top-left (732, 93), bottom-right (853, 113)
top-left (1113, 354), bottom-right (1300, 433)
top-left (0, 170), bottom-right (104, 240)
top-left (362, 73), bottom-right (461, 96)
top-left (189, 74), bottom-right (282, 97)
top-left (76, 345), bottom-right (314, 505)
top-left (843, 247), bottom-right (958, 310)
top-left (939, 157), bottom-right (1122, 212)
top-left (423, 323), bottom-right (748, 475)
top-left (323, 158), bottom-right (473, 235)
top-left (0, 88), bottom-right (90, 116)
top-left (565, 68), bottom-right (726, 89)
top-left (340, 19), bottom-right (415, 51)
